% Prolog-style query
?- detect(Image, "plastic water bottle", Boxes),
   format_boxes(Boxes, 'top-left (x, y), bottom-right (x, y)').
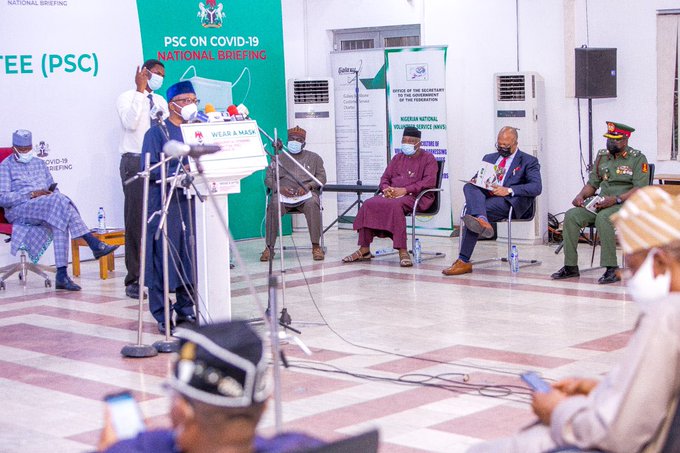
top-left (510, 245), bottom-right (519, 273)
top-left (414, 238), bottom-right (422, 264)
top-left (97, 207), bottom-right (106, 233)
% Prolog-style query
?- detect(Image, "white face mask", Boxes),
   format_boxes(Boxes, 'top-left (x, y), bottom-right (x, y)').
top-left (401, 143), bottom-right (417, 156)
top-left (148, 72), bottom-right (164, 91)
top-left (14, 146), bottom-right (35, 163)
top-left (287, 140), bottom-right (303, 154)
top-left (173, 102), bottom-right (198, 122)
top-left (627, 249), bottom-right (671, 310)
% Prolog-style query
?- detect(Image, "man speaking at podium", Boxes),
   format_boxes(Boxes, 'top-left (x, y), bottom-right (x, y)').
top-left (141, 81), bottom-right (198, 335)
top-left (260, 126), bottom-right (327, 262)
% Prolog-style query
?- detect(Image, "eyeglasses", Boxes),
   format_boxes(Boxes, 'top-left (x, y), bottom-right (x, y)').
top-left (173, 98), bottom-right (200, 106)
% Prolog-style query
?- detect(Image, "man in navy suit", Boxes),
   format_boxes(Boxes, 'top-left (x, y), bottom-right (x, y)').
top-left (443, 126), bottom-right (542, 276)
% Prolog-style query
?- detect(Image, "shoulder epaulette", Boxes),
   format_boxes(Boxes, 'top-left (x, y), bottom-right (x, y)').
top-left (597, 148), bottom-right (608, 156)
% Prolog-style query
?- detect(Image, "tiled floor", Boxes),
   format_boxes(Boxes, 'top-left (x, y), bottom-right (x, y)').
top-left (0, 229), bottom-right (638, 452)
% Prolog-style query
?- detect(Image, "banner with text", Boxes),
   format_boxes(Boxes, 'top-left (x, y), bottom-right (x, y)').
top-left (135, 0), bottom-right (288, 239)
top-left (385, 46), bottom-right (452, 235)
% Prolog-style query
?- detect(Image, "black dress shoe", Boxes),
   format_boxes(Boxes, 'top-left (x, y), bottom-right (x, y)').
top-left (55, 275), bottom-right (82, 291)
top-left (598, 267), bottom-right (621, 285)
top-left (175, 315), bottom-right (197, 328)
top-left (125, 283), bottom-right (147, 299)
top-left (550, 266), bottom-right (580, 280)
top-left (93, 242), bottom-right (119, 259)
top-left (158, 322), bottom-right (175, 335)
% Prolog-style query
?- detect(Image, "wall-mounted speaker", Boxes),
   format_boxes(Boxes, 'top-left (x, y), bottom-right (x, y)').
top-left (575, 47), bottom-right (617, 99)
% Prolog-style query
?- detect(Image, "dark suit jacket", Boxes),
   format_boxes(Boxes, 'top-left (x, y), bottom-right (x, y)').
top-left (481, 149), bottom-right (542, 219)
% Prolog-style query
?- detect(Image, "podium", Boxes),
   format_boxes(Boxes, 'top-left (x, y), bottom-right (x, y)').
top-left (180, 120), bottom-right (267, 322)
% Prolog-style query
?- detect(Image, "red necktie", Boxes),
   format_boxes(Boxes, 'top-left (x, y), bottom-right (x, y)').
top-left (497, 157), bottom-right (508, 181)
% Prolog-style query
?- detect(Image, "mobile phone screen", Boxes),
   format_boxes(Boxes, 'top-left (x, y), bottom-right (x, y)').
top-left (521, 372), bottom-right (552, 393)
top-left (48, 183), bottom-right (57, 192)
top-left (104, 392), bottom-right (145, 440)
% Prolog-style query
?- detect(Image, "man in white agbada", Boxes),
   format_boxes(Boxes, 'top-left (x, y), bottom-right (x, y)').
top-left (468, 186), bottom-right (680, 453)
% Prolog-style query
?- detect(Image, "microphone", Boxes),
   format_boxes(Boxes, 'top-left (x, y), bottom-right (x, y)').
top-left (227, 104), bottom-right (244, 121)
top-left (236, 103), bottom-right (250, 119)
top-left (205, 103), bottom-right (216, 114)
top-left (163, 140), bottom-right (222, 158)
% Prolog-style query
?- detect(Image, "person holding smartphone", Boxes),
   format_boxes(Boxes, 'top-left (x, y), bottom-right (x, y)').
top-left (468, 186), bottom-right (680, 453)
top-left (0, 129), bottom-right (118, 291)
top-left (116, 59), bottom-right (169, 300)
top-left (98, 320), bottom-right (323, 453)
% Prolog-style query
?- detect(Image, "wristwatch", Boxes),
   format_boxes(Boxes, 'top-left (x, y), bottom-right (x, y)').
top-left (508, 188), bottom-right (514, 196)
top-left (615, 196), bottom-right (622, 205)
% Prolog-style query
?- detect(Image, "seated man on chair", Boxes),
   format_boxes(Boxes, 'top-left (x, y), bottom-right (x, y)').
top-left (0, 129), bottom-right (118, 290)
top-left (261, 126), bottom-right (327, 262)
top-left (342, 126), bottom-right (438, 267)
top-left (443, 126), bottom-right (542, 276)
top-left (467, 186), bottom-right (680, 453)
top-left (551, 121), bottom-right (649, 284)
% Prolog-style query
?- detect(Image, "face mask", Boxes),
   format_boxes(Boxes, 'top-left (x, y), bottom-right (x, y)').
top-left (148, 72), bottom-right (164, 91)
top-left (401, 143), bottom-right (417, 156)
top-left (14, 147), bottom-right (35, 163)
top-left (496, 144), bottom-right (512, 158)
top-left (627, 249), bottom-right (671, 310)
top-left (287, 140), bottom-right (303, 154)
top-left (606, 139), bottom-right (621, 155)
top-left (174, 102), bottom-right (198, 122)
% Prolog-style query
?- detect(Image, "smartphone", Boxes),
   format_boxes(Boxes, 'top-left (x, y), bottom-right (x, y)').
top-left (521, 372), bottom-right (552, 393)
top-left (48, 182), bottom-right (57, 192)
top-left (104, 391), bottom-right (145, 440)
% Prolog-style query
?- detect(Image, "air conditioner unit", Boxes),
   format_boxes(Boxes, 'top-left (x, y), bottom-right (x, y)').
top-left (286, 78), bottom-right (337, 230)
top-left (494, 72), bottom-right (546, 245)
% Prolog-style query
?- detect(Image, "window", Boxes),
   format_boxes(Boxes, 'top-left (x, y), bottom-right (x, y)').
top-left (333, 25), bottom-right (421, 52)
top-left (657, 11), bottom-right (680, 160)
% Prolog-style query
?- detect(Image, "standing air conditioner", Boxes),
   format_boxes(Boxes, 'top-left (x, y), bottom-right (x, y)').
top-left (494, 72), bottom-right (546, 245)
top-left (286, 78), bottom-right (337, 230)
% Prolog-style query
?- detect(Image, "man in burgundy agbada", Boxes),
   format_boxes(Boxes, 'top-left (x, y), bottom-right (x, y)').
top-left (342, 126), bottom-right (438, 267)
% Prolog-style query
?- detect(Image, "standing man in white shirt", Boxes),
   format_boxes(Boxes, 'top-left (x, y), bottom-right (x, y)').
top-left (116, 59), bottom-right (169, 299)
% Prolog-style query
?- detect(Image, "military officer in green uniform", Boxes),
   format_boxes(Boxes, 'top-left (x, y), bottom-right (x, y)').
top-left (551, 121), bottom-right (649, 284)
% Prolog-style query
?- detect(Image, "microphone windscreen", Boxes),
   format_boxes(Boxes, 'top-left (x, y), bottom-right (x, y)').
top-left (236, 104), bottom-right (249, 117)
top-left (163, 140), bottom-right (190, 157)
top-left (204, 103), bottom-right (216, 113)
top-left (226, 105), bottom-right (239, 116)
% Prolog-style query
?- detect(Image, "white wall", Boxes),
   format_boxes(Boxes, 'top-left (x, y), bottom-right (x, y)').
top-left (281, 0), bottom-right (680, 225)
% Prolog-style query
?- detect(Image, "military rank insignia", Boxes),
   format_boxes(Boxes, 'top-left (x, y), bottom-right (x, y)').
top-left (642, 163), bottom-right (649, 173)
top-left (616, 166), bottom-right (633, 176)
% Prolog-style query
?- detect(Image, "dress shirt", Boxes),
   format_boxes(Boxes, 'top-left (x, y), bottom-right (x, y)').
top-left (116, 89), bottom-right (168, 155)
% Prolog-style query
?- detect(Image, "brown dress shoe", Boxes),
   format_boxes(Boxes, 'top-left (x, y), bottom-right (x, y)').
top-left (312, 245), bottom-right (325, 261)
top-left (442, 259), bottom-right (472, 276)
top-left (260, 247), bottom-right (272, 262)
top-left (462, 215), bottom-right (495, 239)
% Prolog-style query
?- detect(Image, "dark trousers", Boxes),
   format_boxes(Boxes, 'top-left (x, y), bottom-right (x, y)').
top-left (148, 284), bottom-right (195, 324)
top-left (459, 184), bottom-right (511, 262)
top-left (119, 153), bottom-right (144, 286)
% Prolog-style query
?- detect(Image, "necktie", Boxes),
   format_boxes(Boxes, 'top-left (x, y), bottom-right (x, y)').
top-left (147, 93), bottom-right (155, 109)
top-left (148, 94), bottom-right (160, 124)
top-left (497, 157), bottom-right (508, 182)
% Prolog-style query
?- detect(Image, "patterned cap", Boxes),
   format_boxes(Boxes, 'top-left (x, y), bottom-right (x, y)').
top-left (166, 320), bottom-right (271, 407)
top-left (604, 121), bottom-right (635, 139)
top-left (166, 80), bottom-right (195, 101)
top-left (612, 186), bottom-right (680, 254)
top-left (288, 126), bottom-right (306, 141)
top-left (12, 129), bottom-right (32, 147)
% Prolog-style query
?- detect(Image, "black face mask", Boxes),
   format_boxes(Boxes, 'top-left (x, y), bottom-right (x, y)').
top-left (496, 144), bottom-right (512, 158)
top-left (606, 139), bottom-right (622, 155)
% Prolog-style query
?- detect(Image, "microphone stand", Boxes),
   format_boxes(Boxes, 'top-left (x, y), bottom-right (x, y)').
top-left (121, 151), bottom-right (158, 358)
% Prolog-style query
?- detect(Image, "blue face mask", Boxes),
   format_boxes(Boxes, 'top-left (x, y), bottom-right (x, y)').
top-left (287, 140), bottom-right (303, 154)
top-left (14, 147), bottom-right (35, 163)
top-left (401, 143), bottom-right (417, 156)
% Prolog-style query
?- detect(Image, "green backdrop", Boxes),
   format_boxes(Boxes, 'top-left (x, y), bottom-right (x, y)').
top-left (135, 0), bottom-right (290, 239)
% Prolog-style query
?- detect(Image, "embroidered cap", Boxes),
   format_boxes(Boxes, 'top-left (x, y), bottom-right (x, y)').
top-left (166, 320), bottom-right (271, 407)
top-left (12, 130), bottom-right (32, 147)
top-left (604, 121), bottom-right (635, 140)
top-left (166, 80), bottom-right (196, 101)
top-left (288, 125), bottom-right (306, 141)
top-left (612, 186), bottom-right (680, 254)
